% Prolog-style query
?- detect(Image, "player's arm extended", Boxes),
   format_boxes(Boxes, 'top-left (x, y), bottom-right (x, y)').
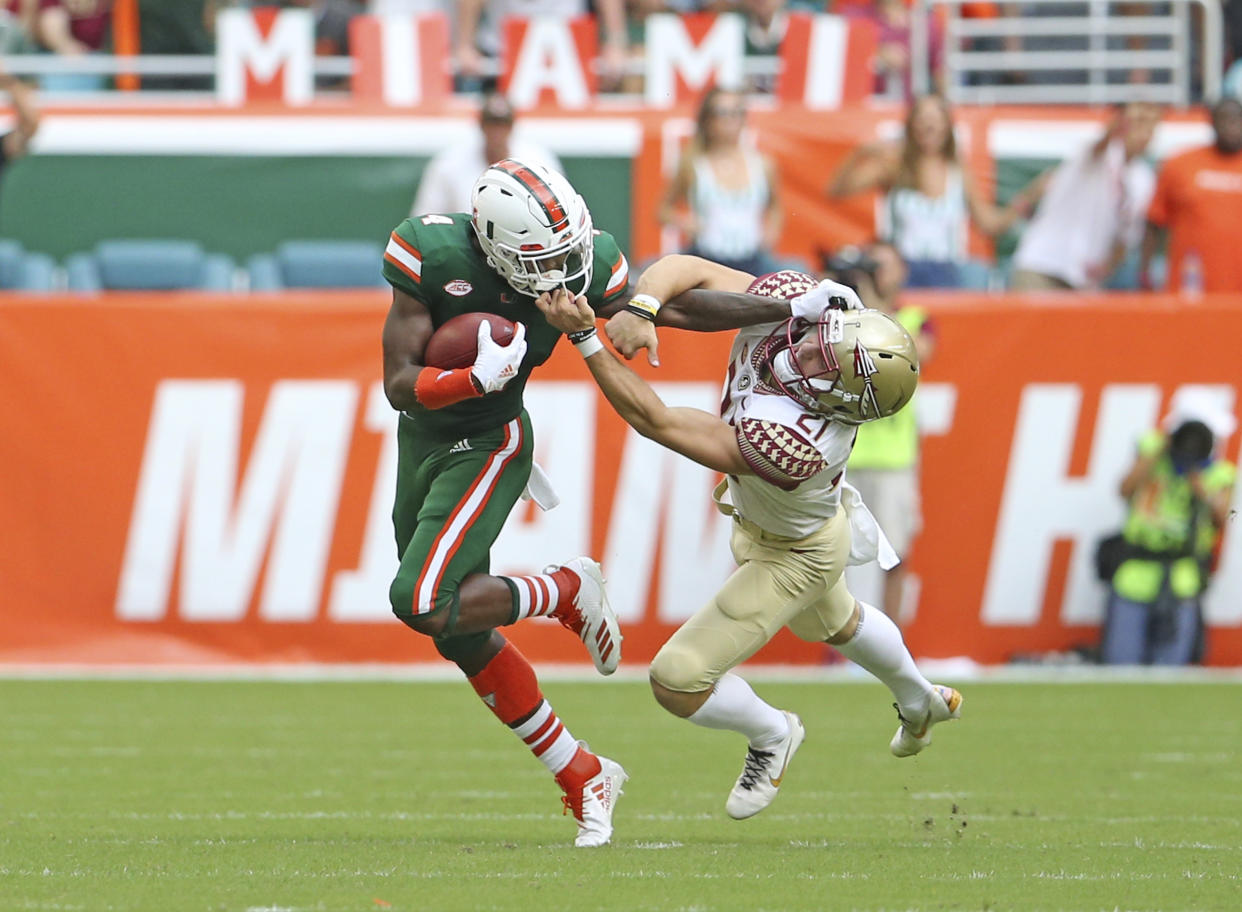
top-left (637, 254), bottom-right (784, 330)
top-left (588, 347), bottom-right (752, 476)
top-left (604, 254), bottom-right (862, 363)
top-left (537, 289), bottom-right (752, 476)
top-left (650, 255), bottom-right (862, 328)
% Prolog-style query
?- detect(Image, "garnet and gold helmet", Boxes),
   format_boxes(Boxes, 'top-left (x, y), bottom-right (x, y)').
top-left (762, 308), bottom-right (920, 424)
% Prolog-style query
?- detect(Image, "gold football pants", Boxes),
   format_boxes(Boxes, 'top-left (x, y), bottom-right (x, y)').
top-left (650, 507), bottom-right (855, 693)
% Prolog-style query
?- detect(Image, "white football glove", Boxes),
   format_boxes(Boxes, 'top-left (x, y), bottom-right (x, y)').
top-left (471, 320), bottom-right (527, 394)
top-left (789, 279), bottom-right (864, 322)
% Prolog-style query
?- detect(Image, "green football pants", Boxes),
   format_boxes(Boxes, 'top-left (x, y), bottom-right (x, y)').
top-left (388, 413), bottom-right (533, 636)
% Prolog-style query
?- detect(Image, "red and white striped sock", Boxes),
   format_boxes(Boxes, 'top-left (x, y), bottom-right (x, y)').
top-left (503, 566), bottom-right (581, 621)
top-left (467, 641), bottom-right (590, 777)
top-left (511, 699), bottom-right (584, 776)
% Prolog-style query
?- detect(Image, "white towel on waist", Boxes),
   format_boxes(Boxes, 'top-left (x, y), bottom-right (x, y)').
top-left (520, 461), bottom-right (560, 511)
top-left (840, 482), bottom-right (900, 570)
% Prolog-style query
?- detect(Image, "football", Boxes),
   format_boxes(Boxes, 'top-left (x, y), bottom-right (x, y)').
top-left (423, 312), bottom-right (517, 369)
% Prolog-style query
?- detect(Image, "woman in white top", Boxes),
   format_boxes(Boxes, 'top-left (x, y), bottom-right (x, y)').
top-left (660, 87), bottom-right (783, 277)
top-left (830, 94), bottom-right (1024, 288)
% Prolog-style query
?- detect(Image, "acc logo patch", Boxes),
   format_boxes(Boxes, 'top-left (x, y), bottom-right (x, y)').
top-left (443, 279), bottom-right (473, 297)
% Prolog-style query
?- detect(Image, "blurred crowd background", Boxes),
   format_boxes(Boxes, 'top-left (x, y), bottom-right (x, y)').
top-left (4, 0), bottom-right (1242, 293)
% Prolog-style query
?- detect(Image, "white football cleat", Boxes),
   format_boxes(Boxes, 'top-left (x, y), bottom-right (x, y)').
top-left (725, 711), bottom-right (805, 820)
top-left (562, 754), bottom-right (627, 847)
top-left (547, 557), bottom-right (622, 675)
top-left (890, 685), bottom-right (963, 758)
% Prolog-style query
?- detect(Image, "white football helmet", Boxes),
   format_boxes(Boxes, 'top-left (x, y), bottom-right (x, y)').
top-left (470, 158), bottom-right (595, 297)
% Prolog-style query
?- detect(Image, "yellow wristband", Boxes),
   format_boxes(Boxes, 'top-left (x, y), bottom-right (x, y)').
top-left (626, 294), bottom-right (662, 320)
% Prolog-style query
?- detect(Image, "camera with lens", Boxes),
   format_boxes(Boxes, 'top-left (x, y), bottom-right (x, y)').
top-left (819, 245), bottom-right (880, 296)
top-left (1168, 419), bottom-right (1214, 475)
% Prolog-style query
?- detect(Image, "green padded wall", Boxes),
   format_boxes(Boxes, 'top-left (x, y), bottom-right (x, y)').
top-left (0, 156), bottom-right (632, 261)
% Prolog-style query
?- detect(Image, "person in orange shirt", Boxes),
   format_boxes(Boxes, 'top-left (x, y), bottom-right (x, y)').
top-left (1141, 98), bottom-right (1242, 293)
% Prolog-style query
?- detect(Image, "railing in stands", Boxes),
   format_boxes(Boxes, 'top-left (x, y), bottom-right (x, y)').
top-left (912, 0), bottom-right (1223, 106)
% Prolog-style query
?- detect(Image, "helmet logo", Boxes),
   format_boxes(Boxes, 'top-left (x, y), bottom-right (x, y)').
top-left (852, 341), bottom-right (877, 379)
top-left (853, 342), bottom-right (882, 417)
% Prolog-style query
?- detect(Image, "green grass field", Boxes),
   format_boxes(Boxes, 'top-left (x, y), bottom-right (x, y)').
top-left (2, 678), bottom-right (1240, 912)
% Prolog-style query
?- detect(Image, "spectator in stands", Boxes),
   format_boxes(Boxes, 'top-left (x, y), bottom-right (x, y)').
top-left (659, 85), bottom-right (783, 276)
top-left (453, 0), bottom-right (629, 92)
top-left (1141, 98), bottom-right (1242, 293)
top-left (222, 1), bottom-right (362, 74)
top-left (1099, 391), bottom-right (1236, 665)
top-left (1010, 101), bottom-right (1161, 291)
top-left (619, 0), bottom-right (716, 94)
top-left (0, 66), bottom-right (40, 188)
top-left (838, 0), bottom-right (943, 101)
top-left (369, 0), bottom-right (443, 13)
top-left (1, 0), bottom-right (39, 53)
top-left (828, 242), bottom-right (933, 627)
top-left (739, 0), bottom-right (789, 95)
top-left (128, 1), bottom-right (218, 91)
top-left (829, 94), bottom-right (1024, 288)
top-left (410, 90), bottom-right (562, 218)
top-left (286, 0), bottom-right (361, 57)
top-left (32, 0), bottom-right (109, 54)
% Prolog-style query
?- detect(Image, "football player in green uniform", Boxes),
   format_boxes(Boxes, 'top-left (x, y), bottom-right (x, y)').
top-left (380, 159), bottom-right (628, 847)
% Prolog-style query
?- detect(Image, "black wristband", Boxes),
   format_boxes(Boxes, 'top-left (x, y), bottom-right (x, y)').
top-left (622, 303), bottom-right (658, 322)
top-left (567, 327), bottom-right (597, 344)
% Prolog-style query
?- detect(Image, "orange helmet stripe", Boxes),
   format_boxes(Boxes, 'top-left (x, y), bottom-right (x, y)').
top-left (494, 159), bottom-right (570, 233)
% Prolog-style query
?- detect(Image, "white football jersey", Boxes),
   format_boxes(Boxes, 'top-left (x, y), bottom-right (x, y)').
top-left (720, 321), bottom-right (857, 539)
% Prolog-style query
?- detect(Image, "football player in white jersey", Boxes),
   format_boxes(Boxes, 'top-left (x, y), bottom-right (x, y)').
top-left (536, 256), bottom-right (963, 821)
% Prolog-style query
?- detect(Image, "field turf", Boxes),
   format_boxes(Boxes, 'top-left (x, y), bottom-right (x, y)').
top-left (2, 678), bottom-right (1240, 911)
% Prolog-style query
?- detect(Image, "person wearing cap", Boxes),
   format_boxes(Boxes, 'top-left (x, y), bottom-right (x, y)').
top-left (1099, 391), bottom-right (1237, 665)
top-left (410, 91), bottom-right (563, 218)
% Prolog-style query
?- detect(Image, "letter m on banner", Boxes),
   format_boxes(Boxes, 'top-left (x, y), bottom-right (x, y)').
top-left (216, 7), bottom-right (314, 105)
top-left (644, 13), bottom-right (745, 107)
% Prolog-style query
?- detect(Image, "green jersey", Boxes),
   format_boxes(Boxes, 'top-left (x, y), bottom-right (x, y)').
top-left (382, 212), bottom-right (630, 441)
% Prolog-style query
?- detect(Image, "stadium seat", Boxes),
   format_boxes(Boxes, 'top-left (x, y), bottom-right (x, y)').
top-left (64, 240), bottom-right (236, 292)
top-left (247, 240), bottom-right (385, 290)
top-left (0, 239), bottom-right (56, 292)
top-left (956, 259), bottom-right (998, 291)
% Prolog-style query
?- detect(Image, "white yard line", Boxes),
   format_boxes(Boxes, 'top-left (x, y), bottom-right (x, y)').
top-left (3, 662), bottom-right (1242, 683)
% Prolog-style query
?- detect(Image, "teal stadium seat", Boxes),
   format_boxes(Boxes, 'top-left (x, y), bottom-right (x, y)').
top-left (955, 258), bottom-right (998, 291)
top-left (247, 240), bottom-right (385, 290)
top-left (0, 239), bottom-right (56, 291)
top-left (64, 240), bottom-right (236, 292)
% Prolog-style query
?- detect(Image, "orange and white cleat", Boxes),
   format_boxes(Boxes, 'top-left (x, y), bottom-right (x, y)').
top-left (891, 685), bottom-right (963, 758)
top-left (547, 557), bottom-right (622, 675)
top-left (560, 752), bottom-right (627, 847)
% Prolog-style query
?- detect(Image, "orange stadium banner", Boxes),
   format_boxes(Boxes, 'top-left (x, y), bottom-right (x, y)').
top-left (1, 292), bottom-right (1240, 667)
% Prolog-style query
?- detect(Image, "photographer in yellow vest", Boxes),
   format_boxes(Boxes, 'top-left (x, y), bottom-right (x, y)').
top-left (1100, 392), bottom-right (1236, 664)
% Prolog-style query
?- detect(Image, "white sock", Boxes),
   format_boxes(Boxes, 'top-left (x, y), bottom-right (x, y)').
top-left (834, 601), bottom-right (933, 716)
top-left (687, 673), bottom-right (789, 747)
top-left (504, 573), bottom-right (564, 620)
top-left (511, 699), bottom-right (579, 774)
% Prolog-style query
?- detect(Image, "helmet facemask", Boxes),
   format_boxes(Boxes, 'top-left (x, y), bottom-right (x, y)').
top-left (505, 203), bottom-right (594, 296)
